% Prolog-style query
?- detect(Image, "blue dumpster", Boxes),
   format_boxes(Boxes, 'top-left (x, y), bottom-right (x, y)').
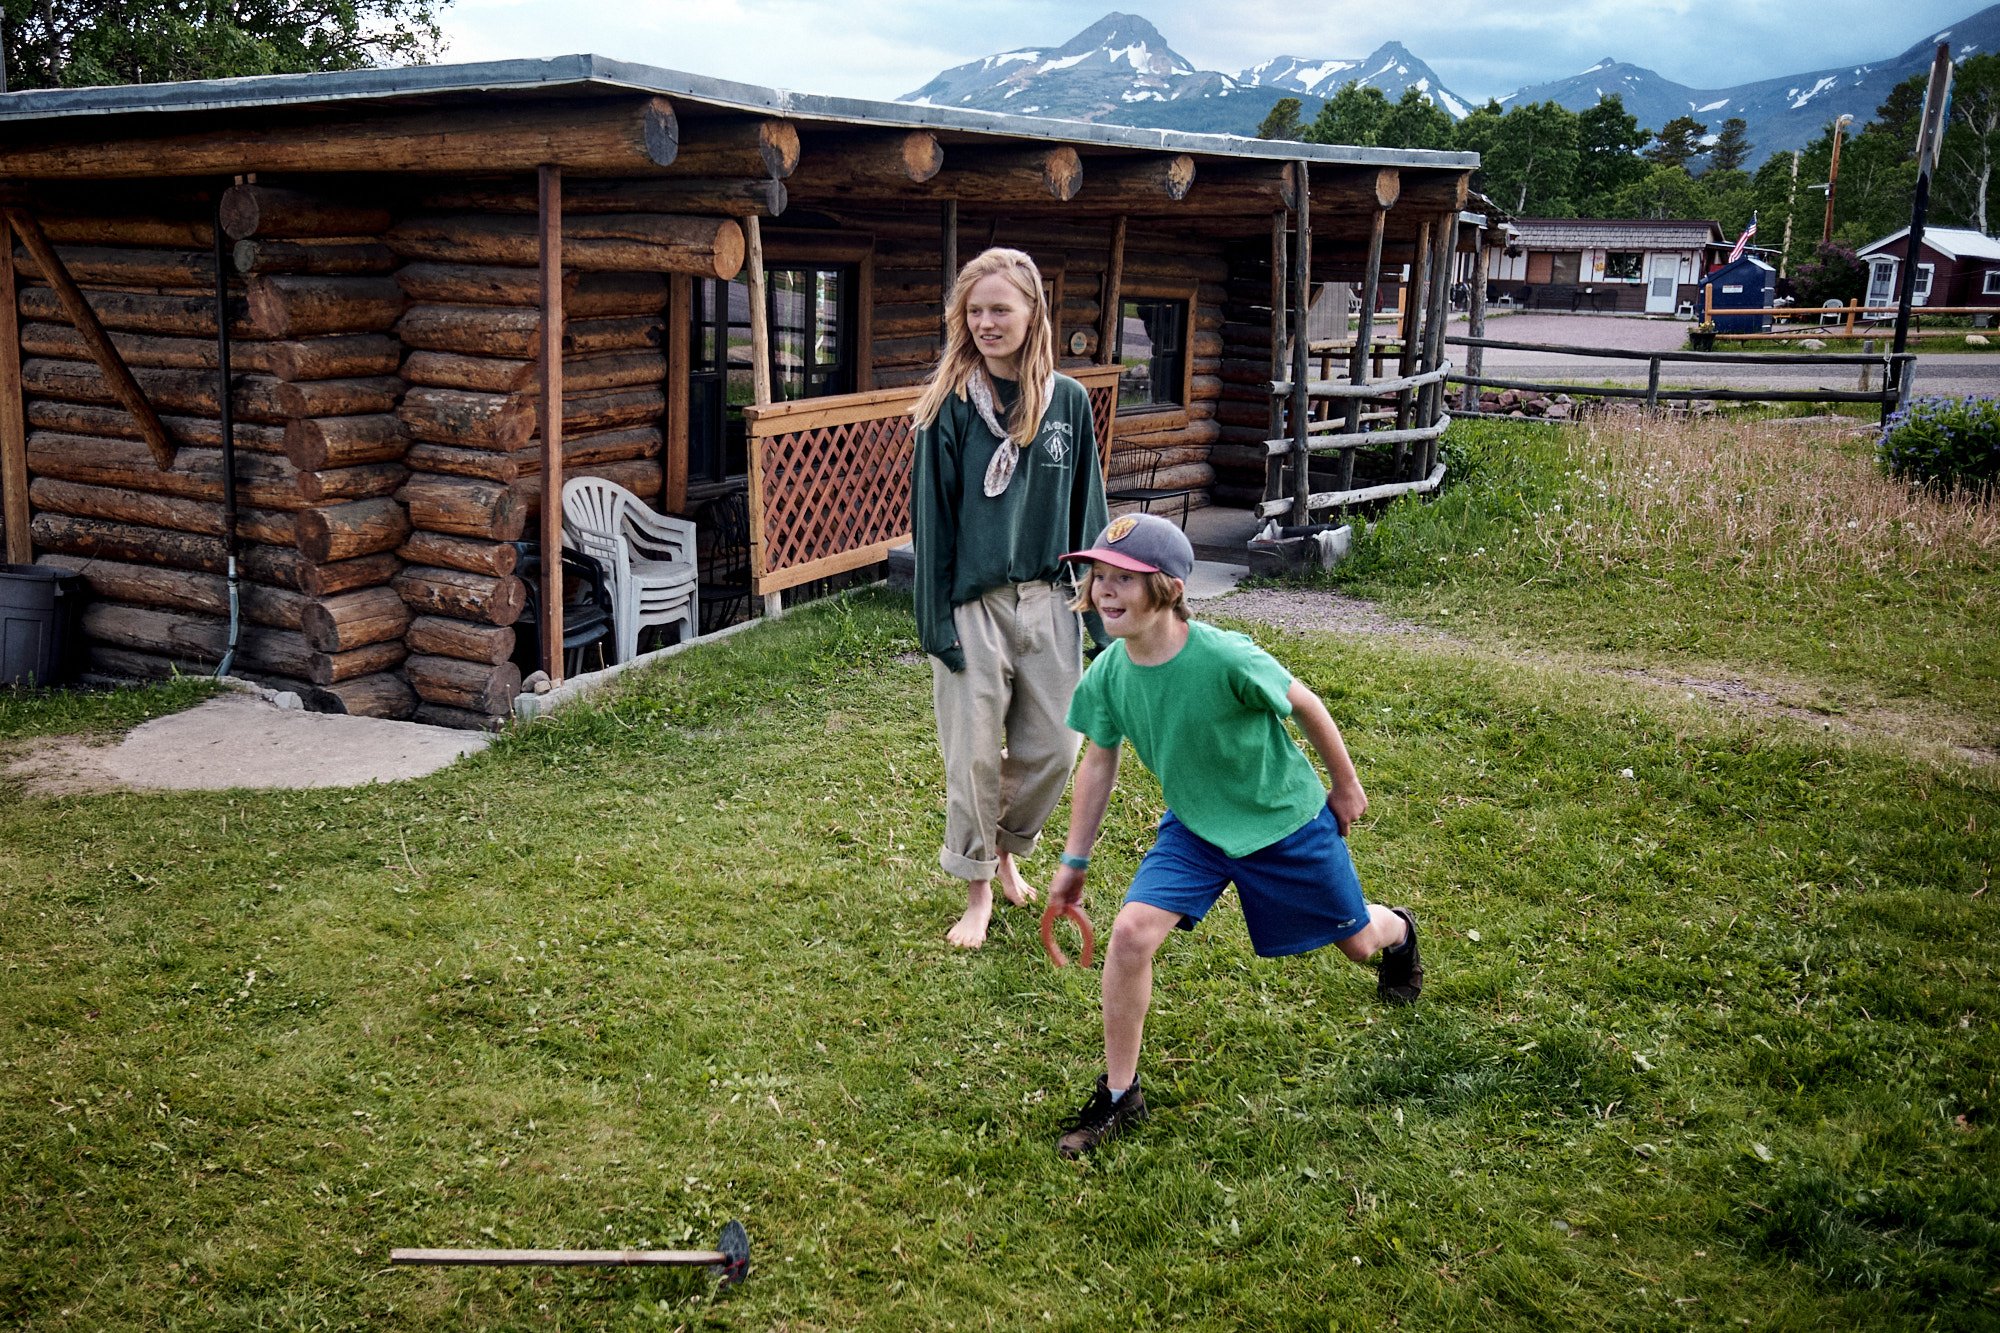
top-left (1, 564), bottom-right (88, 687)
top-left (1699, 257), bottom-right (1775, 334)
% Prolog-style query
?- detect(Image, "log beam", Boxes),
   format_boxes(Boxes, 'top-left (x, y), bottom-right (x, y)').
top-left (667, 118), bottom-right (800, 179)
top-left (385, 213), bottom-right (743, 278)
top-left (538, 162), bottom-right (566, 683)
top-left (219, 186), bottom-right (393, 241)
top-left (0, 97), bottom-right (681, 178)
top-left (416, 176), bottom-right (786, 218)
top-left (0, 232), bottom-right (25, 562)
top-left (1076, 154), bottom-right (1195, 203)
top-left (788, 131), bottom-right (944, 190)
top-left (5, 208), bottom-right (176, 469)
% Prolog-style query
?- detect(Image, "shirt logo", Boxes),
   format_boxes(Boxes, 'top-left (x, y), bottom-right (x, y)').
top-left (1103, 515), bottom-right (1140, 543)
top-left (1040, 420), bottom-right (1074, 464)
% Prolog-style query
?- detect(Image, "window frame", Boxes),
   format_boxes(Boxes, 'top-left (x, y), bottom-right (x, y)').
top-left (1981, 269), bottom-right (2000, 296)
top-left (1111, 281), bottom-right (1196, 425)
top-left (681, 230), bottom-right (875, 501)
top-left (1603, 251), bottom-right (1645, 282)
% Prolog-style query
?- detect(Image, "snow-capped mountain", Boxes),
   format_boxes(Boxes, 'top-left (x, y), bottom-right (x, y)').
top-left (901, 13), bottom-right (1239, 121)
top-left (898, 5), bottom-right (2000, 166)
top-left (1243, 43), bottom-right (1474, 119)
top-left (1501, 5), bottom-right (2000, 166)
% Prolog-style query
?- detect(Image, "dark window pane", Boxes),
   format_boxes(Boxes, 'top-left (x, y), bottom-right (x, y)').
top-left (1116, 298), bottom-right (1186, 411)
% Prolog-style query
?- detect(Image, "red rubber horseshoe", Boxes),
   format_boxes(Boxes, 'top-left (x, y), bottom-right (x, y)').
top-left (1040, 899), bottom-right (1096, 969)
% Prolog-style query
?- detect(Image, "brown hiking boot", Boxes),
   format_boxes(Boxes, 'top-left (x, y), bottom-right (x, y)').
top-left (1377, 906), bottom-right (1424, 1006)
top-left (1057, 1074), bottom-right (1147, 1158)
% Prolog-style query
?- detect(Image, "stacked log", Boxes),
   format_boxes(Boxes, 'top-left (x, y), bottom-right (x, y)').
top-left (17, 185), bottom-right (417, 717)
top-left (390, 237), bottom-right (670, 728)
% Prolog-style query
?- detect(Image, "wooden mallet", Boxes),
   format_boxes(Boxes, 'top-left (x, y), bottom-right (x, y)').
top-left (392, 1219), bottom-right (750, 1286)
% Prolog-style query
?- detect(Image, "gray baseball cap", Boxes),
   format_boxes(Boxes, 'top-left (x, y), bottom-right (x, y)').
top-left (1063, 513), bottom-right (1195, 580)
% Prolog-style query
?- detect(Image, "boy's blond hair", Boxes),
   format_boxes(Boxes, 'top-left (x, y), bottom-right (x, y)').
top-left (1068, 565), bottom-right (1190, 621)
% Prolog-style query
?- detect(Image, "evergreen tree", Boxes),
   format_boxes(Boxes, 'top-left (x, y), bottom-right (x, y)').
top-left (1305, 82), bottom-right (1392, 147)
top-left (1479, 100), bottom-right (1580, 215)
top-left (4, 0), bottom-right (448, 87)
top-left (1377, 86), bottom-right (1456, 151)
top-left (1575, 94), bottom-right (1653, 214)
top-left (1645, 115), bottom-right (1710, 170)
top-left (1710, 118), bottom-right (1752, 172)
top-left (1609, 163), bottom-right (1708, 220)
top-left (1255, 96), bottom-right (1306, 142)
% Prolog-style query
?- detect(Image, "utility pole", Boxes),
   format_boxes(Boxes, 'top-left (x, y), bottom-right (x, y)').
top-left (1894, 43), bottom-right (1956, 410)
top-left (1822, 115), bottom-right (1855, 244)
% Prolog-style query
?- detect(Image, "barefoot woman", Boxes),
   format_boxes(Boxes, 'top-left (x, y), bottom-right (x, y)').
top-left (911, 248), bottom-right (1109, 948)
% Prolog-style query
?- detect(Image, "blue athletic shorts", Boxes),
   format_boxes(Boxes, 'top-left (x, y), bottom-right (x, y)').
top-left (1125, 805), bottom-right (1369, 958)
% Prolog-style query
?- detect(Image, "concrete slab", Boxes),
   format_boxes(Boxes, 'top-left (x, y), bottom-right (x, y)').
top-left (1184, 559), bottom-right (1247, 601)
top-left (7, 690), bottom-right (490, 794)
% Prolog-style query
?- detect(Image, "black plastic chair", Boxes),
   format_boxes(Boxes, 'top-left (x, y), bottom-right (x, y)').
top-left (511, 541), bottom-right (615, 677)
top-left (1106, 446), bottom-right (1192, 529)
top-left (692, 490), bottom-right (752, 634)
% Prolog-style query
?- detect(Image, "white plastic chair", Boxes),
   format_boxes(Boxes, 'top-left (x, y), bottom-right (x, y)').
top-left (561, 477), bottom-right (698, 663)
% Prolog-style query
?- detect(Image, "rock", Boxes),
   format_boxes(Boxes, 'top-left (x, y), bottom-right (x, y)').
top-left (1968, 333), bottom-right (1990, 346)
top-left (271, 691), bottom-right (303, 711)
top-left (1497, 390), bottom-right (1520, 408)
top-left (1544, 403), bottom-right (1572, 420)
top-left (1798, 338), bottom-right (1827, 350)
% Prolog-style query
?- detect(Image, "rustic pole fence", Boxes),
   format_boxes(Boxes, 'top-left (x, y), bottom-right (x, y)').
top-left (1446, 333), bottom-right (1914, 422)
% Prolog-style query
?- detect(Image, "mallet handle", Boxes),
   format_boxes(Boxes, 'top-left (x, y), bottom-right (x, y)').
top-left (391, 1247), bottom-right (726, 1267)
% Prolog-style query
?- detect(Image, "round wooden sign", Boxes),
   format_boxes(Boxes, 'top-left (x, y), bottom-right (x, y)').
top-left (1068, 329), bottom-right (1090, 355)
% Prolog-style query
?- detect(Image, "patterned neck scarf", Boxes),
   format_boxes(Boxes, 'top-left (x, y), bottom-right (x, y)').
top-left (970, 368), bottom-right (1056, 498)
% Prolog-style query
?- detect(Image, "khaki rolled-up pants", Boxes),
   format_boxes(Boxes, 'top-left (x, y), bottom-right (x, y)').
top-left (931, 581), bottom-right (1084, 881)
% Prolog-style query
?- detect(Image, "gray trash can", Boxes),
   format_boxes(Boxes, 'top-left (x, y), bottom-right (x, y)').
top-left (0, 564), bottom-right (88, 687)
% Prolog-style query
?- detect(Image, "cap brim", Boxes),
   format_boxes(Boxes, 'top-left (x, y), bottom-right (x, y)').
top-left (1061, 547), bottom-right (1162, 574)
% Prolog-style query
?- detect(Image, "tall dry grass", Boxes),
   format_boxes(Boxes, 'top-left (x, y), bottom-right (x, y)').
top-left (1534, 414), bottom-right (2000, 581)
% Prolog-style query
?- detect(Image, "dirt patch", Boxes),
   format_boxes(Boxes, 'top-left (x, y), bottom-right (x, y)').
top-left (4, 690), bottom-right (491, 796)
top-left (1198, 585), bottom-right (1444, 639)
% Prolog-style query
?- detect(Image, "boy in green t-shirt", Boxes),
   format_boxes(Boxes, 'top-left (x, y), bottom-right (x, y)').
top-left (1046, 513), bottom-right (1423, 1158)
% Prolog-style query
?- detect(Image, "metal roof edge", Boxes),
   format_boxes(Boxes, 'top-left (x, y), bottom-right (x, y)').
top-left (0, 53), bottom-right (1477, 171)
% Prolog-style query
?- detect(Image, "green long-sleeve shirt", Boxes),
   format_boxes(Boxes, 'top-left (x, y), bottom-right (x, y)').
top-left (911, 372), bottom-right (1109, 672)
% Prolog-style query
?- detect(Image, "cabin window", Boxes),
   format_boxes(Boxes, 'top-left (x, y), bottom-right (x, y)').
top-left (1604, 251), bottom-right (1644, 281)
top-left (1915, 263), bottom-right (1935, 303)
top-left (1115, 296), bottom-right (1188, 413)
top-left (688, 263), bottom-right (859, 487)
top-left (1982, 269), bottom-right (2000, 295)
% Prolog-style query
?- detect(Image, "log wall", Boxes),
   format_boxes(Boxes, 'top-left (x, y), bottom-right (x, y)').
top-left (20, 184), bottom-right (418, 718)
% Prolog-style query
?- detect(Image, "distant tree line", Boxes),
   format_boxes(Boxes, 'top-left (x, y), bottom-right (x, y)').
top-left (1, 0), bottom-right (449, 89)
top-left (1256, 55), bottom-right (2000, 277)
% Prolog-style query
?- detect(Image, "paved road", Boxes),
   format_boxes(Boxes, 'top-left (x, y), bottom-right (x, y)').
top-left (1451, 312), bottom-right (2000, 400)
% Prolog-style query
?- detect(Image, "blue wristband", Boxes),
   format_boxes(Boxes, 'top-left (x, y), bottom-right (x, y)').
top-left (1059, 851), bottom-right (1091, 871)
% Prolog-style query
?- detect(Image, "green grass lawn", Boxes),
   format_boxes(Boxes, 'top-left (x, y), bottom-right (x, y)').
top-left (3, 420), bottom-right (1997, 1330)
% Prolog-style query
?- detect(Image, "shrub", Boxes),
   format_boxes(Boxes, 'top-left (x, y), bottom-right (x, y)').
top-left (1793, 241), bottom-right (1868, 307)
top-left (1876, 395), bottom-right (2000, 496)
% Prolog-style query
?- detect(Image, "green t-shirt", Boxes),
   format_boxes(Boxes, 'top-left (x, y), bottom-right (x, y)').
top-left (1066, 621), bottom-right (1328, 858)
top-left (910, 373), bottom-right (1109, 671)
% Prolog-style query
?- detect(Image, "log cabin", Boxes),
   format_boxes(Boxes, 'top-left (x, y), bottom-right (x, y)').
top-left (0, 55), bottom-right (1477, 729)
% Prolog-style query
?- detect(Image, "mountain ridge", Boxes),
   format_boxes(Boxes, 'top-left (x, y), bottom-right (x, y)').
top-left (898, 6), bottom-right (2000, 168)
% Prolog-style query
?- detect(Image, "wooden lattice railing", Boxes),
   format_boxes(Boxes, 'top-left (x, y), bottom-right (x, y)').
top-left (742, 364), bottom-right (1121, 598)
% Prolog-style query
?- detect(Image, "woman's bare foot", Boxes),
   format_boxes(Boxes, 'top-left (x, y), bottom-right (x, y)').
top-left (948, 879), bottom-right (997, 948)
top-left (996, 851), bottom-right (1039, 908)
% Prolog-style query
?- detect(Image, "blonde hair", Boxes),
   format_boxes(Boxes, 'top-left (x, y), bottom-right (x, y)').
top-left (1068, 565), bottom-right (1190, 621)
top-left (911, 247), bottom-right (1057, 446)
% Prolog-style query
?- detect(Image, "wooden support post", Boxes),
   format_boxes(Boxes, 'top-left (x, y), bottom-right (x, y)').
top-left (0, 232), bottom-right (26, 562)
top-left (1645, 357), bottom-right (1661, 411)
top-left (746, 214), bottom-right (780, 619)
top-left (537, 165), bottom-right (566, 683)
top-left (1394, 218), bottom-right (1431, 460)
top-left (1420, 211), bottom-right (1456, 475)
top-left (1290, 165), bottom-right (1312, 525)
top-left (1268, 211), bottom-right (1286, 507)
top-left (1463, 224), bottom-right (1490, 412)
top-left (1344, 203), bottom-right (1388, 449)
top-left (665, 273), bottom-right (691, 514)
top-left (939, 200), bottom-right (958, 345)
top-left (5, 207), bottom-right (177, 469)
top-left (1097, 215), bottom-right (1126, 367)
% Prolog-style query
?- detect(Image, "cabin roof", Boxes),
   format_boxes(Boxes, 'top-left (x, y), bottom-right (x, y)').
top-left (1507, 217), bottom-right (1724, 249)
top-left (1859, 226), bottom-right (2000, 262)
top-left (0, 53), bottom-right (1478, 172)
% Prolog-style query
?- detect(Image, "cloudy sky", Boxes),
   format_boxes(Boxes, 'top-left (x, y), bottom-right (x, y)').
top-left (437, 0), bottom-right (1982, 103)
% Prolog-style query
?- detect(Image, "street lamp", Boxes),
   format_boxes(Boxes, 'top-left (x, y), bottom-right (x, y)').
top-left (1822, 114), bottom-right (1856, 244)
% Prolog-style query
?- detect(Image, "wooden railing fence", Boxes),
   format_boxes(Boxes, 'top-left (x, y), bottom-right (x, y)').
top-left (1446, 334), bottom-right (1916, 422)
top-left (741, 363), bottom-right (1121, 604)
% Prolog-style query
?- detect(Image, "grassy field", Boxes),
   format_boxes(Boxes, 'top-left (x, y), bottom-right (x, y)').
top-left (3, 416), bottom-right (1996, 1330)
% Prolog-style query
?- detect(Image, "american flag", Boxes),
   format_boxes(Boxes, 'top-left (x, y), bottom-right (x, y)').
top-left (1728, 214), bottom-right (1758, 263)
